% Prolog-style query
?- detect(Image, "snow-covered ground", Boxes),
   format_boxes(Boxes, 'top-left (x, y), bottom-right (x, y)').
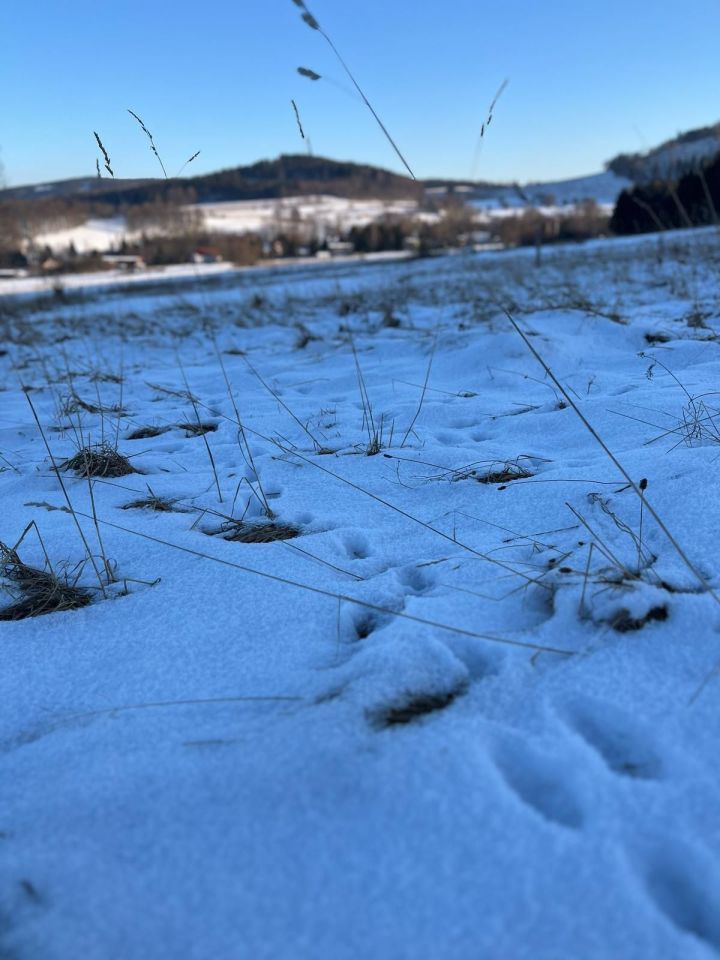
top-left (2, 228), bottom-right (720, 958)
top-left (471, 169), bottom-right (632, 210)
top-left (199, 194), bottom-right (432, 235)
top-left (28, 196), bottom-right (435, 256)
top-left (32, 216), bottom-right (133, 255)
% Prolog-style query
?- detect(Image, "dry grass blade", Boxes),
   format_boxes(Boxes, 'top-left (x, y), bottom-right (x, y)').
top-left (291, 99), bottom-right (306, 140)
top-left (242, 355), bottom-right (322, 451)
top-left (401, 333), bottom-right (437, 447)
top-left (290, 0), bottom-right (415, 179)
top-left (93, 132), bottom-right (114, 177)
top-left (471, 78), bottom-right (509, 179)
top-left (24, 391), bottom-right (107, 595)
top-left (176, 353), bottom-right (223, 503)
top-left (175, 150), bottom-right (201, 178)
top-left (211, 337), bottom-right (273, 518)
top-left (127, 109), bottom-right (168, 178)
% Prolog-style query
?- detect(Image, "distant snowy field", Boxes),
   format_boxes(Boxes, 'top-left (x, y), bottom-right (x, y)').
top-left (2, 229), bottom-right (720, 958)
top-left (31, 196), bottom-right (435, 255)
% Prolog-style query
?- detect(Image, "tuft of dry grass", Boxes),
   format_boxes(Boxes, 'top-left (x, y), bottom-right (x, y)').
top-left (611, 605), bottom-right (668, 633)
top-left (0, 543), bottom-right (90, 621)
top-left (61, 393), bottom-right (127, 417)
top-left (122, 495), bottom-right (181, 513)
top-left (450, 459), bottom-right (533, 485)
top-left (127, 425), bottom-right (170, 441)
top-left (177, 421), bottom-right (218, 438)
top-left (216, 521), bottom-right (302, 544)
top-left (60, 443), bottom-right (136, 478)
top-left (370, 685), bottom-right (466, 728)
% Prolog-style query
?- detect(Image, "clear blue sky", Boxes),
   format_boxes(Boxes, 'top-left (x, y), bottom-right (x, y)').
top-left (2, 0), bottom-right (719, 187)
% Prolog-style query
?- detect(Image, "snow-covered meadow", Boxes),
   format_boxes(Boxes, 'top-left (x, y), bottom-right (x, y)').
top-left (2, 228), bottom-right (720, 958)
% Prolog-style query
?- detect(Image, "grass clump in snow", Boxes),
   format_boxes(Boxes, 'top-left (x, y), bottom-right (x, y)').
top-left (178, 421), bottom-right (218, 438)
top-left (371, 685), bottom-right (467, 728)
top-left (215, 520), bottom-right (302, 544)
top-left (452, 458), bottom-right (533, 485)
top-left (0, 542), bottom-right (91, 621)
top-left (122, 487), bottom-right (184, 513)
top-left (60, 442), bottom-right (137, 478)
top-left (611, 605), bottom-right (668, 632)
top-left (127, 425), bottom-right (170, 441)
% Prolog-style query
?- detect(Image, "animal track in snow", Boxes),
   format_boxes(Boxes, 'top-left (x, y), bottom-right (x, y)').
top-left (564, 699), bottom-right (663, 780)
top-left (342, 531), bottom-right (371, 560)
top-left (395, 564), bottom-right (436, 596)
top-left (643, 842), bottom-right (720, 953)
top-left (445, 638), bottom-right (503, 681)
top-left (493, 739), bottom-right (584, 829)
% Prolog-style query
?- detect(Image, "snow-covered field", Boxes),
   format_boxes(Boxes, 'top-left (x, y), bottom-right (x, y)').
top-left (29, 173), bottom-right (622, 256)
top-left (29, 196), bottom-right (434, 255)
top-left (2, 229), bottom-right (720, 958)
top-left (199, 194), bottom-right (431, 235)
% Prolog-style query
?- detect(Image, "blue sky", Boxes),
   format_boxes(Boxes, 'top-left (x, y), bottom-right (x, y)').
top-left (2, 0), bottom-right (719, 187)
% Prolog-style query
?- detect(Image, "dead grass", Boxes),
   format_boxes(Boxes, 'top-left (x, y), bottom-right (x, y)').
top-left (611, 605), bottom-right (668, 632)
top-left (452, 459), bottom-right (533, 485)
top-left (60, 443), bottom-right (137, 478)
top-left (127, 425), bottom-right (170, 440)
top-left (177, 421), bottom-right (218, 438)
top-left (122, 494), bottom-right (182, 513)
top-left (215, 521), bottom-right (302, 544)
top-left (0, 543), bottom-right (90, 621)
top-left (371, 685), bottom-right (466, 728)
top-left (61, 393), bottom-right (128, 417)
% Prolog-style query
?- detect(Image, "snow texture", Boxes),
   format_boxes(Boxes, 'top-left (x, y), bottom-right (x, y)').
top-left (1, 228), bottom-right (720, 958)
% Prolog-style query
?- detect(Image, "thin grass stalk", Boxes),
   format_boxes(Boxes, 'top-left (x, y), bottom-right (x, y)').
top-left (400, 333), bottom-right (437, 446)
top-left (242, 355), bottom-right (322, 450)
top-left (176, 354), bottom-right (223, 503)
top-left (292, 1), bottom-right (415, 179)
top-left (211, 338), bottom-right (272, 516)
top-left (24, 391), bottom-right (107, 596)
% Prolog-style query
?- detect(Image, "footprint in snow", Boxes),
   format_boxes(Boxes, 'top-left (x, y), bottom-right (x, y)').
top-left (445, 637), bottom-right (503, 682)
top-left (642, 841), bottom-right (720, 953)
top-left (395, 563), bottom-right (436, 596)
top-left (342, 531), bottom-right (371, 560)
top-left (563, 698), bottom-right (663, 780)
top-left (492, 738), bottom-right (584, 829)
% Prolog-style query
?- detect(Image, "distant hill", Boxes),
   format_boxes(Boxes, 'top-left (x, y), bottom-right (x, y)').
top-left (607, 123), bottom-right (720, 183)
top-left (0, 156), bottom-right (426, 207)
top-left (4, 121), bottom-right (720, 223)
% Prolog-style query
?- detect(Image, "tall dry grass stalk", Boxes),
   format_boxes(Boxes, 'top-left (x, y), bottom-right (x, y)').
top-left (93, 132), bottom-right (114, 177)
top-left (291, 0), bottom-right (415, 179)
top-left (470, 78), bottom-right (509, 180)
top-left (127, 109), bottom-right (168, 178)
